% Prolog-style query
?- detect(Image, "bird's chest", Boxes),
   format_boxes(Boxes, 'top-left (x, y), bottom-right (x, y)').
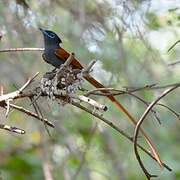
top-left (44, 49), bottom-right (56, 61)
top-left (42, 49), bottom-right (64, 68)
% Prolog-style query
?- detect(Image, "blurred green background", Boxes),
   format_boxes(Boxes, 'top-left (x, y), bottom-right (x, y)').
top-left (0, 0), bottom-right (179, 179)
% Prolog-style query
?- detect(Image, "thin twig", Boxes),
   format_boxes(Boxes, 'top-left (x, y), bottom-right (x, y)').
top-left (30, 98), bottom-right (52, 137)
top-left (167, 40), bottom-right (180, 52)
top-left (156, 103), bottom-right (180, 121)
top-left (19, 72), bottom-right (39, 92)
top-left (0, 124), bottom-right (25, 134)
top-left (0, 72), bottom-right (39, 102)
top-left (0, 48), bottom-right (44, 53)
top-left (168, 60), bottom-right (180, 66)
top-left (83, 59), bottom-right (97, 74)
top-left (63, 52), bottom-right (75, 66)
top-left (5, 99), bottom-right (11, 118)
top-left (75, 95), bottom-right (108, 111)
top-left (9, 104), bottom-right (54, 128)
top-left (123, 82), bottom-right (180, 90)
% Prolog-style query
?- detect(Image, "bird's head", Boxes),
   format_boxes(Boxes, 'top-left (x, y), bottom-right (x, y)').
top-left (39, 28), bottom-right (62, 46)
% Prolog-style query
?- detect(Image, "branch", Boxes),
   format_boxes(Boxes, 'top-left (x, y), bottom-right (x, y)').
top-left (0, 72), bottom-right (39, 103)
top-left (0, 48), bottom-right (44, 53)
top-left (9, 104), bottom-right (54, 128)
top-left (168, 60), bottom-right (180, 66)
top-left (63, 52), bottom-right (75, 66)
top-left (76, 95), bottom-right (108, 111)
top-left (168, 40), bottom-right (180, 52)
top-left (0, 124), bottom-right (25, 134)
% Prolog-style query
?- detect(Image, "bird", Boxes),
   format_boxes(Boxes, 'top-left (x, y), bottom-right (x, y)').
top-left (39, 28), bottom-right (135, 122)
top-left (39, 28), bottom-right (163, 167)
top-left (39, 28), bottom-right (146, 124)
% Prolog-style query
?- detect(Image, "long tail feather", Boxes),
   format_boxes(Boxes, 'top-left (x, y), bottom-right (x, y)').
top-left (55, 47), bottom-right (163, 167)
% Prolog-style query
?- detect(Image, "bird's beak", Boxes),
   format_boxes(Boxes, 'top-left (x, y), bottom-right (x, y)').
top-left (39, 28), bottom-right (44, 33)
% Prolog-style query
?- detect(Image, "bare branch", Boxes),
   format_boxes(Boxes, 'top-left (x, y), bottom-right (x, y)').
top-left (82, 59), bottom-right (97, 74)
top-left (0, 124), bottom-right (25, 134)
top-left (0, 48), bottom-right (44, 53)
top-left (75, 95), bottom-right (108, 111)
top-left (168, 40), bottom-right (180, 52)
top-left (9, 104), bottom-right (54, 128)
top-left (168, 60), bottom-right (180, 66)
top-left (63, 52), bottom-right (75, 66)
top-left (0, 72), bottom-right (39, 103)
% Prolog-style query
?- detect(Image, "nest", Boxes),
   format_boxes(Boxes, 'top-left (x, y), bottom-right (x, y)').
top-left (40, 65), bottom-right (84, 103)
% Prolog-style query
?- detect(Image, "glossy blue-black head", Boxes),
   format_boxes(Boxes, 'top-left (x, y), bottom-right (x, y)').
top-left (39, 28), bottom-right (62, 46)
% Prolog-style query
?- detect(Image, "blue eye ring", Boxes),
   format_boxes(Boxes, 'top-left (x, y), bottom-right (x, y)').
top-left (44, 31), bottom-right (55, 39)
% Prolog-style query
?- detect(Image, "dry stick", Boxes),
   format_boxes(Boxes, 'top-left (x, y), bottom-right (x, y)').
top-left (85, 87), bottom-right (154, 96)
top-left (56, 52), bottom-right (75, 80)
top-left (167, 40), bottom-right (180, 52)
top-left (63, 52), bottom-right (74, 66)
top-left (9, 104), bottom-right (54, 128)
top-left (156, 103), bottom-right (180, 121)
top-left (123, 82), bottom-right (180, 91)
top-left (0, 48), bottom-right (44, 53)
top-left (0, 72), bottom-right (39, 102)
top-left (19, 72), bottom-right (40, 91)
top-left (123, 84), bottom-right (157, 91)
top-left (76, 95), bottom-right (108, 111)
top-left (85, 88), bottom-right (117, 96)
top-left (168, 60), bottom-right (180, 66)
top-left (70, 101), bottom-right (171, 171)
top-left (0, 124), bottom-right (25, 134)
top-left (133, 85), bottom-right (179, 180)
top-left (5, 99), bottom-right (11, 118)
top-left (82, 59), bottom-right (97, 74)
top-left (30, 98), bottom-right (52, 137)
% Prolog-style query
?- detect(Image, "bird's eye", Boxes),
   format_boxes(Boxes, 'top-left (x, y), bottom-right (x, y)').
top-left (44, 31), bottom-right (55, 39)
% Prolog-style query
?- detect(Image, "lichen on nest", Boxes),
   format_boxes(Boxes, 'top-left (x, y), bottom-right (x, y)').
top-left (40, 65), bottom-right (84, 102)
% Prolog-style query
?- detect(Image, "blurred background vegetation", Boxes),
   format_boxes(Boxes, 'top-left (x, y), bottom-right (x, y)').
top-left (0, 0), bottom-right (179, 179)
